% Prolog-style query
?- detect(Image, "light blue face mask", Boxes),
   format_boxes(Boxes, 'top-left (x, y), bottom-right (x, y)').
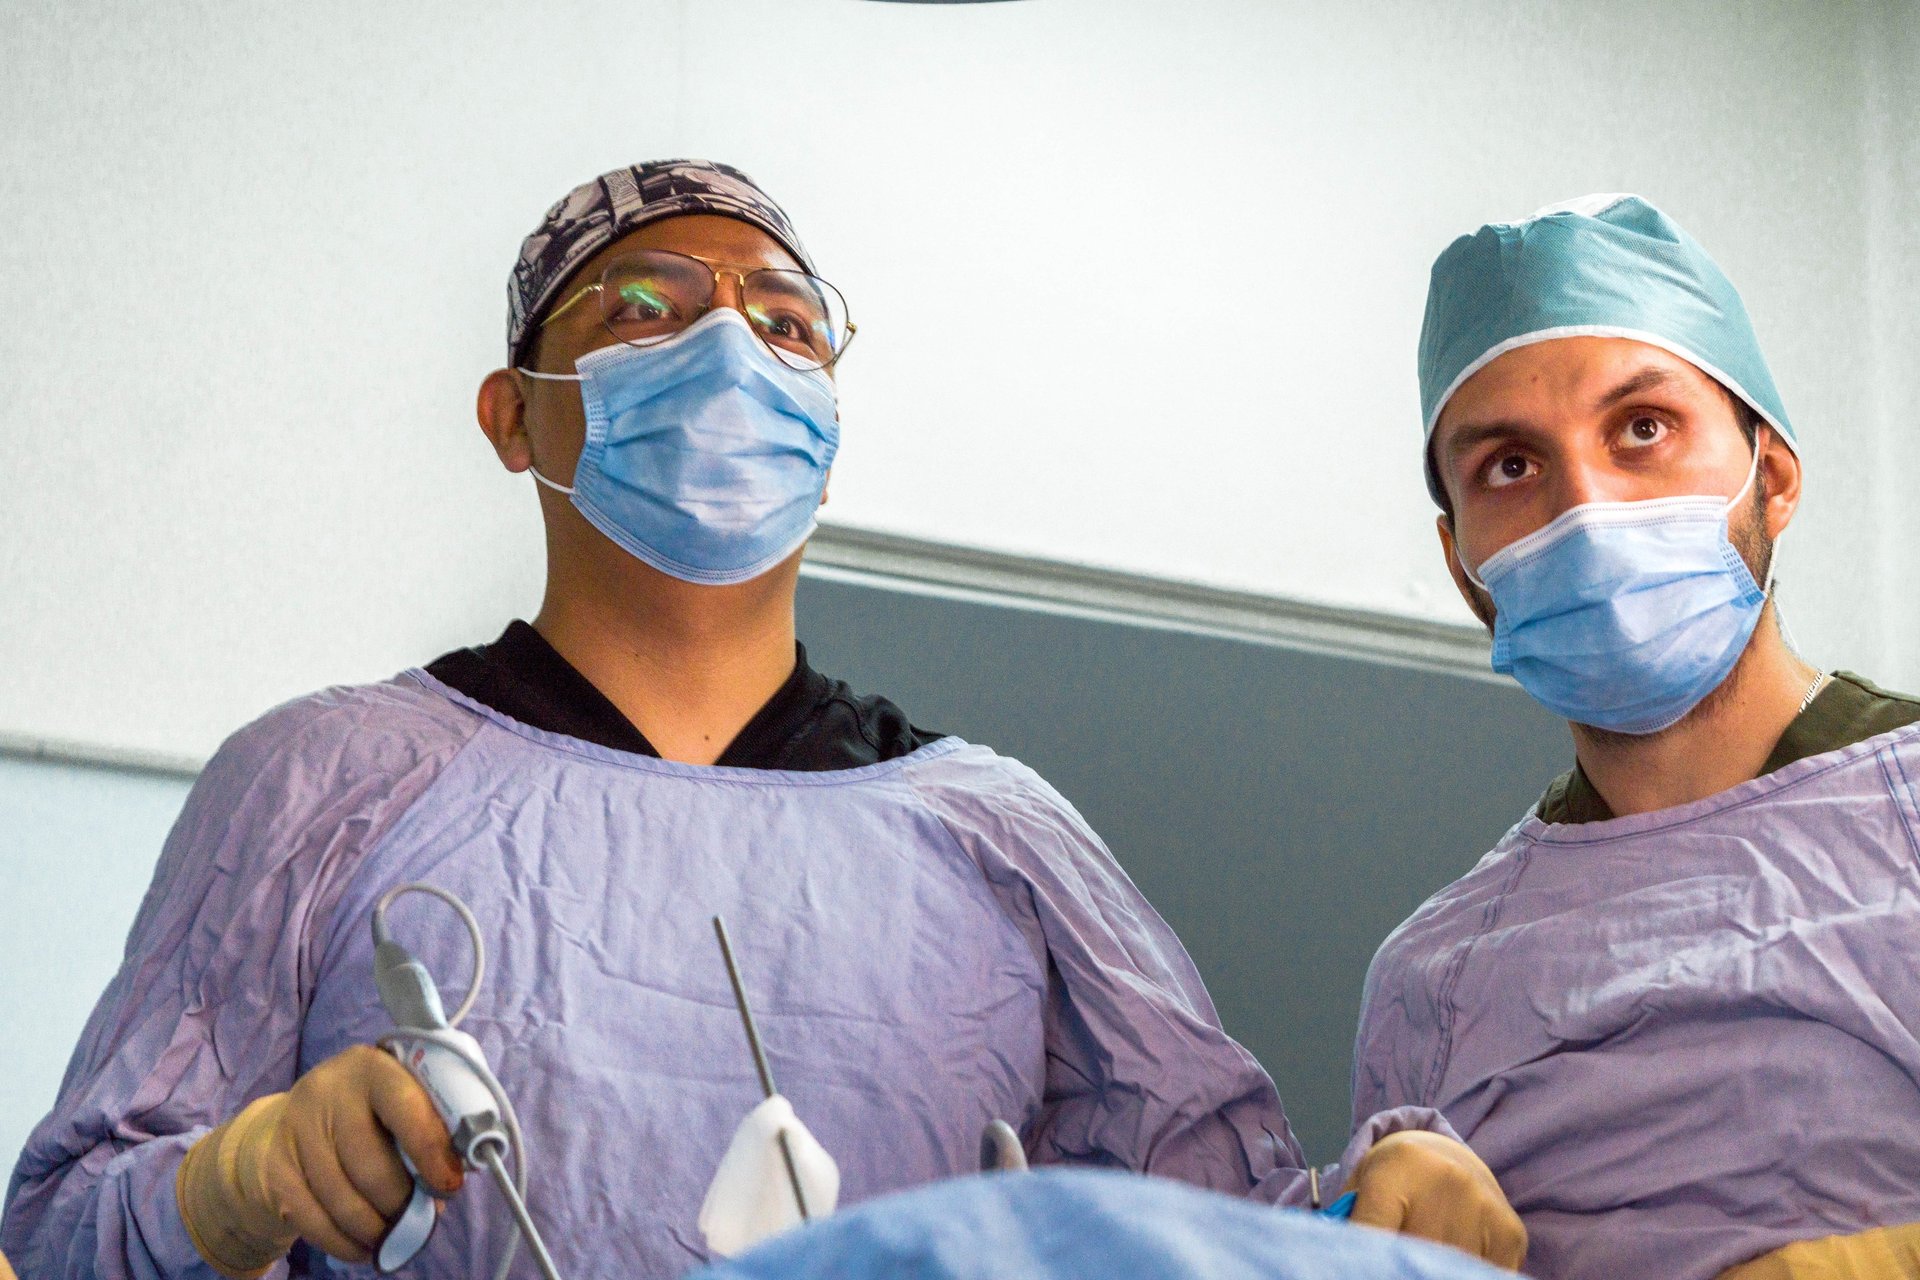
top-left (1464, 446), bottom-right (1769, 735)
top-left (521, 308), bottom-right (839, 585)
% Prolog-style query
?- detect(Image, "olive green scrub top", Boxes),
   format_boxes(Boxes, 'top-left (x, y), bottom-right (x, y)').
top-left (1537, 671), bottom-right (1920, 825)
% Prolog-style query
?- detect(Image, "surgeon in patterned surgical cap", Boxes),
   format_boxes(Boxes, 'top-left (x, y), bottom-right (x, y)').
top-left (4, 161), bottom-right (1521, 1280)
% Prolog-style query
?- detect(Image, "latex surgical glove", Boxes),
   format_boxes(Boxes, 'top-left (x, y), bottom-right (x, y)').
top-left (175, 1045), bottom-right (463, 1278)
top-left (1344, 1130), bottom-right (1527, 1270)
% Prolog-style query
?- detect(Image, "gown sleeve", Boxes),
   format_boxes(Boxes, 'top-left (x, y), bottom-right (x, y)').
top-left (907, 750), bottom-right (1455, 1207)
top-left (0, 682), bottom-right (478, 1280)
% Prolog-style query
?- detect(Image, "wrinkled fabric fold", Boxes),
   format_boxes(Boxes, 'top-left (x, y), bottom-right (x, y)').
top-left (1355, 722), bottom-right (1920, 1280)
top-left (4, 670), bottom-right (1427, 1279)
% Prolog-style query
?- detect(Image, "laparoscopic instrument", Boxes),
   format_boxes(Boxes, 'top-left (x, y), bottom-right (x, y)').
top-left (697, 917), bottom-right (847, 1258)
top-left (712, 919), bottom-right (1032, 1187)
top-left (369, 883), bottom-right (566, 1280)
top-left (711, 916), bottom-right (813, 1219)
top-left (704, 917), bottom-right (1028, 1246)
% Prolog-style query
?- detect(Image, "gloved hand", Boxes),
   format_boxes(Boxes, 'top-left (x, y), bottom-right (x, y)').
top-left (175, 1045), bottom-right (463, 1278)
top-left (1344, 1130), bottom-right (1527, 1270)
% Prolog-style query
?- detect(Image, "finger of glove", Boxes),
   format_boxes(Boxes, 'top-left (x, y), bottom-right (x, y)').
top-left (1480, 1211), bottom-right (1529, 1270)
top-left (290, 1113), bottom-right (395, 1253)
top-left (1400, 1186), bottom-right (1515, 1265)
top-left (1382, 1152), bottom-right (1525, 1269)
top-left (271, 1161), bottom-right (375, 1265)
top-left (1347, 1180), bottom-right (1411, 1234)
top-left (332, 1101), bottom-right (420, 1221)
top-left (365, 1052), bottom-right (463, 1194)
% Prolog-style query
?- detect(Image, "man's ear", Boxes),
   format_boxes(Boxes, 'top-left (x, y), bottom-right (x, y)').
top-left (477, 369), bottom-right (532, 472)
top-left (1437, 514), bottom-right (1494, 630)
top-left (1758, 426), bottom-right (1801, 540)
top-left (819, 467), bottom-right (831, 508)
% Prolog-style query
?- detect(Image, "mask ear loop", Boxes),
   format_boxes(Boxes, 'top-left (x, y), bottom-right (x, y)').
top-left (511, 367), bottom-right (583, 495)
top-left (1723, 431), bottom-right (1764, 517)
top-left (1732, 427), bottom-right (1805, 660)
top-left (1721, 425), bottom-right (1817, 688)
top-left (1727, 428), bottom-right (1775, 595)
top-left (1461, 546), bottom-right (1491, 594)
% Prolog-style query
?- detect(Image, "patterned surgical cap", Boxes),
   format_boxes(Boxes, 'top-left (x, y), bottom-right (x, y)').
top-left (507, 159), bottom-right (816, 367)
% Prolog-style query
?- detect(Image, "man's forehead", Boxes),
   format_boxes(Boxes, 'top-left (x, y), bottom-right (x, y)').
top-left (1439, 337), bottom-right (1715, 430)
top-left (597, 214), bottom-right (802, 273)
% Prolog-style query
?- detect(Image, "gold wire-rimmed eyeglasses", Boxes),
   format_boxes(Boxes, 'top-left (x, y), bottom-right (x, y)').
top-left (535, 249), bottom-right (856, 373)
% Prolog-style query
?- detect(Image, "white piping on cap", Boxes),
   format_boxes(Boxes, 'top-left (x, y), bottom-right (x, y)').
top-left (1423, 323), bottom-right (1796, 461)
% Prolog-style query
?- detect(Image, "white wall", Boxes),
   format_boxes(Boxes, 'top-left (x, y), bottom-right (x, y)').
top-left (1, 0), bottom-right (1914, 762)
top-left (0, 758), bottom-right (192, 1179)
top-left (1864, 0), bottom-right (1920, 670)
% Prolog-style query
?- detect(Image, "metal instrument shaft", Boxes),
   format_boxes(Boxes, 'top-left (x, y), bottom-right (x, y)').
top-left (712, 916), bottom-right (811, 1220)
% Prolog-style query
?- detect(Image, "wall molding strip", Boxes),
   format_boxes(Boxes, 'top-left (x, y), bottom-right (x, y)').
top-left (804, 523), bottom-right (1499, 683)
top-left (3, 529), bottom-right (1501, 778)
top-left (0, 731), bottom-right (204, 779)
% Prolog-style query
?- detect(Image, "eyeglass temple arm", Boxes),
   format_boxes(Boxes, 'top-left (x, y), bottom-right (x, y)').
top-left (823, 320), bottom-right (856, 364)
top-left (537, 282), bottom-right (600, 330)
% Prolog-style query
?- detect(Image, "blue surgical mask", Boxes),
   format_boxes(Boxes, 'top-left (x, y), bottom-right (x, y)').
top-left (1464, 447), bottom-right (1768, 735)
top-left (520, 308), bottom-right (839, 585)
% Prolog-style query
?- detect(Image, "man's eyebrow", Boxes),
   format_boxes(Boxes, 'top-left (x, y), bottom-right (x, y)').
top-left (753, 273), bottom-right (811, 299)
top-left (1593, 366), bottom-right (1684, 411)
top-left (1441, 419), bottom-right (1536, 460)
top-left (752, 271), bottom-right (824, 304)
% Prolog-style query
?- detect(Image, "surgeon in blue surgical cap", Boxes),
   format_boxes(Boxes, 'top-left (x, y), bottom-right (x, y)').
top-left (1355, 194), bottom-right (1920, 1280)
top-left (2, 161), bottom-right (1523, 1280)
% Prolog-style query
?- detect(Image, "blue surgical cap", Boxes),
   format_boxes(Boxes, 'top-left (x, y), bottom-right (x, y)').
top-left (1417, 193), bottom-right (1795, 506)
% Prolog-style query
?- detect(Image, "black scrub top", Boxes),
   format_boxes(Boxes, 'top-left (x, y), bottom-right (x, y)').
top-left (426, 620), bottom-right (941, 770)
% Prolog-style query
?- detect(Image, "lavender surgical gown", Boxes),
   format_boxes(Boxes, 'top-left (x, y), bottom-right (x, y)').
top-left (1355, 723), bottom-right (1920, 1280)
top-left (5, 672), bottom-right (1433, 1279)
